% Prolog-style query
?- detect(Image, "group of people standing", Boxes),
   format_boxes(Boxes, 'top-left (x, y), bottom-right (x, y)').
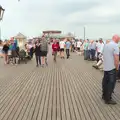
top-left (52, 39), bottom-right (72, 62)
top-left (83, 39), bottom-right (104, 61)
top-left (82, 35), bottom-right (120, 105)
top-left (0, 39), bottom-right (19, 65)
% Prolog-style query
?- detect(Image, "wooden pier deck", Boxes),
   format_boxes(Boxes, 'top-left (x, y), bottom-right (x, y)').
top-left (1, 53), bottom-right (120, 120)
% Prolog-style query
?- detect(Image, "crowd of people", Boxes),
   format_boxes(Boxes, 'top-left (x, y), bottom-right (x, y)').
top-left (52, 39), bottom-right (71, 61)
top-left (81, 35), bottom-right (120, 105)
top-left (1, 34), bottom-right (120, 105)
top-left (0, 39), bottom-right (19, 65)
top-left (54, 35), bottom-right (120, 105)
top-left (0, 38), bottom-right (35, 65)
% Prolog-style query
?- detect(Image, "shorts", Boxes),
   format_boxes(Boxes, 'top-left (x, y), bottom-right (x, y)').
top-left (60, 48), bottom-right (64, 52)
top-left (77, 47), bottom-right (80, 51)
top-left (41, 51), bottom-right (47, 57)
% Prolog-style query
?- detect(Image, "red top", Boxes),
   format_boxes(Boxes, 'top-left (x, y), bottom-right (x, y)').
top-left (52, 43), bottom-right (59, 51)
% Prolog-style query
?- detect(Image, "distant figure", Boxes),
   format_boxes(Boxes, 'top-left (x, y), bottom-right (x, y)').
top-left (52, 40), bottom-right (59, 62)
top-left (102, 35), bottom-right (120, 105)
top-left (34, 40), bottom-right (41, 67)
top-left (2, 41), bottom-right (9, 64)
top-left (77, 40), bottom-right (82, 53)
top-left (59, 39), bottom-right (65, 59)
top-left (93, 40), bottom-right (110, 69)
top-left (0, 40), bottom-right (3, 58)
top-left (40, 37), bottom-right (48, 67)
top-left (65, 39), bottom-right (71, 59)
top-left (96, 38), bottom-right (104, 62)
top-left (90, 40), bottom-right (96, 61)
top-left (71, 39), bottom-right (75, 52)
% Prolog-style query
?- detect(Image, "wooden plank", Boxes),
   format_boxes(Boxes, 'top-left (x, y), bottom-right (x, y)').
top-left (36, 68), bottom-right (50, 119)
top-left (39, 67), bottom-right (52, 120)
top-left (56, 66), bottom-right (62, 120)
top-left (60, 67), bottom-right (71, 120)
top-left (15, 71), bottom-right (40, 120)
top-left (47, 66), bottom-right (54, 120)
top-left (59, 69), bottom-right (66, 120)
top-left (84, 72), bottom-right (120, 120)
top-left (29, 69), bottom-right (47, 120)
top-left (61, 66), bottom-right (76, 120)
top-left (1, 70), bottom-right (34, 120)
top-left (0, 70), bottom-right (32, 106)
top-left (1, 52), bottom-right (120, 120)
top-left (68, 56), bottom-right (120, 120)
top-left (51, 64), bottom-right (57, 120)
top-left (67, 58), bottom-right (113, 120)
top-left (4, 71), bottom-right (37, 120)
top-left (63, 65), bottom-right (84, 120)
top-left (26, 69), bottom-right (46, 120)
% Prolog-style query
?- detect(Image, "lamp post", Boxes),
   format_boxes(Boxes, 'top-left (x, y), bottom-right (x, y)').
top-left (84, 26), bottom-right (86, 41)
top-left (0, 5), bottom-right (5, 40)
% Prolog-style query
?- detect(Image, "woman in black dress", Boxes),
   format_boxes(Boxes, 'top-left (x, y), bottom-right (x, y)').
top-left (2, 41), bottom-right (9, 64)
top-left (34, 40), bottom-right (41, 67)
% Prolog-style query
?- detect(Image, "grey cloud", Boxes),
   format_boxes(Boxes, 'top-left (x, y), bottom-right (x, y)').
top-left (52, 1), bottom-right (101, 16)
top-left (70, 16), bottom-right (120, 27)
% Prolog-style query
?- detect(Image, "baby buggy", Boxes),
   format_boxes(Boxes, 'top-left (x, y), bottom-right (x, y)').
top-left (18, 49), bottom-right (27, 64)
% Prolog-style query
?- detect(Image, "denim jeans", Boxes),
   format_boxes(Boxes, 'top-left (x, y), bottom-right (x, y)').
top-left (66, 49), bottom-right (70, 58)
top-left (35, 55), bottom-right (41, 65)
top-left (90, 49), bottom-right (95, 60)
top-left (86, 50), bottom-right (90, 60)
top-left (84, 50), bottom-right (88, 60)
top-left (102, 69), bottom-right (116, 102)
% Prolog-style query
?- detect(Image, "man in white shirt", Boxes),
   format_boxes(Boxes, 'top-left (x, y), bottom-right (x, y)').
top-left (77, 40), bottom-right (82, 52)
top-left (96, 38), bottom-right (104, 62)
top-left (59, 39), bottom-right (65, 58)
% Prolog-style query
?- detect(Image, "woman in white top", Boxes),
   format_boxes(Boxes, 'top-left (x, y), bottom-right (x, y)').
top-left (59, 39), bottom-right (65, 58)
top-left (77, 40), bottom-right (82, 52)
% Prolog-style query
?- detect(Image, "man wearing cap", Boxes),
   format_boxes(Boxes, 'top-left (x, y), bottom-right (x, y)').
top-left (102, 35), bottom-right (120, 104)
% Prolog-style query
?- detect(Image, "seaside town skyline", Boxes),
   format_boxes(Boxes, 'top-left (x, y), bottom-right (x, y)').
top-left (1, 0), bottom-right (120, 39)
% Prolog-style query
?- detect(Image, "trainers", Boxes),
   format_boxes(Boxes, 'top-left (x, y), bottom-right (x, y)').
top-left (93, 65), bottom-right (98, 69)
top-left (105, 100), bottom-right (117, 105)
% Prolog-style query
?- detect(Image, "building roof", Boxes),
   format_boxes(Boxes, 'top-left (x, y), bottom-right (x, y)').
top-left (14, 33), bottom-right (27, 39)
top-left (43, 30), bottom-right (62, 34)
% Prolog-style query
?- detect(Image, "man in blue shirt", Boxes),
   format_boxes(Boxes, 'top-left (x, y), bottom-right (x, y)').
top-left (11, 39), bottom-right (18, 64)
top-left (65, 39), bottom-right (71, 59)
top-left (90, 40), bottom-right (96, 61)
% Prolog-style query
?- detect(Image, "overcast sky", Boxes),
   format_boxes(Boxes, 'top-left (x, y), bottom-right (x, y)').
top-left (1, 0), bottom-right (120, 39)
